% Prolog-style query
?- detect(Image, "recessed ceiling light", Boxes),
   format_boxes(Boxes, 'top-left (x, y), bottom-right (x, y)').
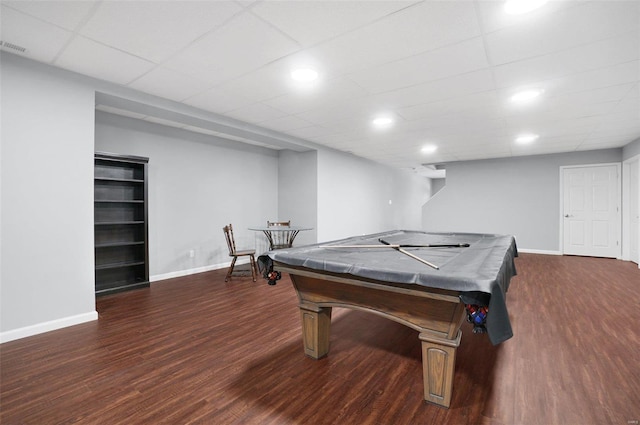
top-left (372, 115), bottom-right (394, 129)
top-left (511, 89), bottom-right (544, 103)
top-left (515, 134), bottom-right (539, 144)
top-left (421, 144), bottom-right (438, 154)
top-left (504, 0), bottom-right (548, 15)
top-left (290, 68), bottom-right (319, 83)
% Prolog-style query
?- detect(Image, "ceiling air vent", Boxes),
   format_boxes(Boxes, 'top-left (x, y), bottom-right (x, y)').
top-left (0, 41), bottom-right (27, 53)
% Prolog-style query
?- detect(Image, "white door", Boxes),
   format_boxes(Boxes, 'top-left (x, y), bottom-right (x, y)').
top-left (562, 165), bottom-right (620, 258)
top-left (629, 159), bottom-right (639, 264)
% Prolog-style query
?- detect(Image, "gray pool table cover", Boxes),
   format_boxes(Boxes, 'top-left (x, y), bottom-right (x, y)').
top-left (259, 230), bottom-right (518, 345)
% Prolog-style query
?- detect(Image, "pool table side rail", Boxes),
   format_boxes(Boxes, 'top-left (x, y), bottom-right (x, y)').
top-left (275, 263), bottom-right (465, 340)
top-left (274, 263), bottom-right (461, 302)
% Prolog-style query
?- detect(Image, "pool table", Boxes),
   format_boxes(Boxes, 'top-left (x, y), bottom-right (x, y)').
top-left (259, 230), bottom-right (518, 408)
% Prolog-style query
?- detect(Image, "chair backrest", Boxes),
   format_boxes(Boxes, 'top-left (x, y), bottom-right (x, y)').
top-left (222, 224), bottom-right (236, 255)
top-left (265, 221), bottom-right (293, 249)
top-left (267, 220), bottom-right (290, 227)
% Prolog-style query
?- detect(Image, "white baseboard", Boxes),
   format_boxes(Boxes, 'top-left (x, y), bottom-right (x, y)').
top-left (150, 259), bottom-right (250, 283)
top-left (0, 311), bottom-right (98, 344)
top-left (0, 259), bottom-right (249, 343)
top-left (517, 248), bottom-right (562, 255)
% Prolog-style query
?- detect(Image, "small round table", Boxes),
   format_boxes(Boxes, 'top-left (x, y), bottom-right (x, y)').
top-left (249, 226), bottom-right (312, 250)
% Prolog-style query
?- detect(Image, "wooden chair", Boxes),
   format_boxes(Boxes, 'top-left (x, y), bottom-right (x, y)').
top-left (266, 220), bottom-right (294, 250)
top-left (222, 224), bottom-right (257, 282)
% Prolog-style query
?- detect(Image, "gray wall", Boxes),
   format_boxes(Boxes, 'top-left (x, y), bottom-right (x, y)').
top-left (277, 149), bottom-right (318, 247)
top-left (95, 112), bottom-right (279, 278)
top-left (317, 148), bottom-right (430, 242)
top-left (422, 149), bottom-right (622, 252)
top-left (95, 117), bottom-right (430, 258)
top-left (431, 178), bottom-right (446, 195)
top-left (0, 53), bottom-right (432, 340)
top-left (2, 50), bottom-right (636, 342)
top-left (1, 53), bottom-right (97, 339)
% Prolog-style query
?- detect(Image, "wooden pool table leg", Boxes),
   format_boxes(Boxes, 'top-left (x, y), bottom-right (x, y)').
top-left (419, 330), bottom-right (462, 408)
top-left (299, 303), bottom-right (332, 359)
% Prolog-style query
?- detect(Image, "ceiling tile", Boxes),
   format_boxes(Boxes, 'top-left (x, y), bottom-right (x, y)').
top-left (582, 130), bottom-right (640, 148)
top-left (263, 76), bottom-right (369, 115)
top-left (163, 12), bottom-right (300, 86)
top-left (501, 83), bottom-right (635, 121)
top-left (485, 1), bottom-right (639, 66)
top-left (0, 6), bottom-right (72, 63)
top-left (55, 36), bottom-right (155, 85)
top-left (128, 67), bottom-right (211, 102)
top-left (3, 0), bottom-right (639, 167)
top-left (251, 1), bottom-right (416, 47)
top-left (609, 89), bottom-right (640, 115)
top-left (596, 104), bottom-right (640, 129)
top-left (424, 118), bottom-right (508, 141)
top-left (305, 1), bottom-right (481, 76)
top-left (552, 83), bottom-right (635, 106)
top-left (504, 116), bottom-right (601, 136)
top-left (294, 97), bottom-right (376, 125)
top-left (504, 61), bottom-right (639, 101)
top-left (591, 124), bottom-right (640, 140)
top-left (224, 102), bottom-right (289, 124)
top-left (371, 69), bottom-right (496, 110)
top-left (183, 86), bottom-right (254, 114)
top-left (398, 90), bottom-right (501, 122)
top-left (214, 58), bottom-right (305, 104)
top-left (348, 37), bottom-right (490, 94)
top-left (503, 100), bottom-right (619, 131)
top-left (577, 140), bottom-right (628, 151)
top-left (449, 143), bottom-right (513, 160)
top-left (509, 141), bottom-right (574, 157)
top-left (312, 131), bottom-right (359, 146)
top-left (80, 1), bottom-right (242, 63)
top-left (2, 0), bottom-right (98, 31)
top-left (477, 0), bottom-right (580, 34)
top-left (492, 32), bottom-right (639, 89)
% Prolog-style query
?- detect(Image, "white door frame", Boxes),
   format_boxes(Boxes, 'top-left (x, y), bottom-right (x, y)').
top-left (622, 154), bottom-right (640, 267)
top-left (559, 162), bottom-right (622, 258)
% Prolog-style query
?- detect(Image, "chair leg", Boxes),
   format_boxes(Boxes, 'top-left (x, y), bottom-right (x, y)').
top-left (249, 254), bottom-right (257, 282)
top-left (225, 256), bottom-right (237, 282)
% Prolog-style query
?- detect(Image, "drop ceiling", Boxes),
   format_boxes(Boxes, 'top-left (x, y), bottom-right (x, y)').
top-left (1, 0), bottom-right (638, 171)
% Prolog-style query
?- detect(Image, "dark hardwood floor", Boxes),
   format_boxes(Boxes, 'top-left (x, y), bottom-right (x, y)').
top-left (1, 254), bottom-right (639, 424)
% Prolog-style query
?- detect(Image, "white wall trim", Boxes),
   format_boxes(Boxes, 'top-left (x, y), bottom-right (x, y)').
top-left (518, 248), bottom-right (562, 255)
top-left (0, 311), bottom-right (98, 344)
top-left (622, 154), bottom-right (640, 266)
top-left (150, 259), bottom-right (250, 283)
top-left (1, 259), bottom-right (254, 343)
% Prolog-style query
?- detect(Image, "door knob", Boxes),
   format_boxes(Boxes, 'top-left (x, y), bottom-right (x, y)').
top-left (564, 214), bottom-right (572, 218)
